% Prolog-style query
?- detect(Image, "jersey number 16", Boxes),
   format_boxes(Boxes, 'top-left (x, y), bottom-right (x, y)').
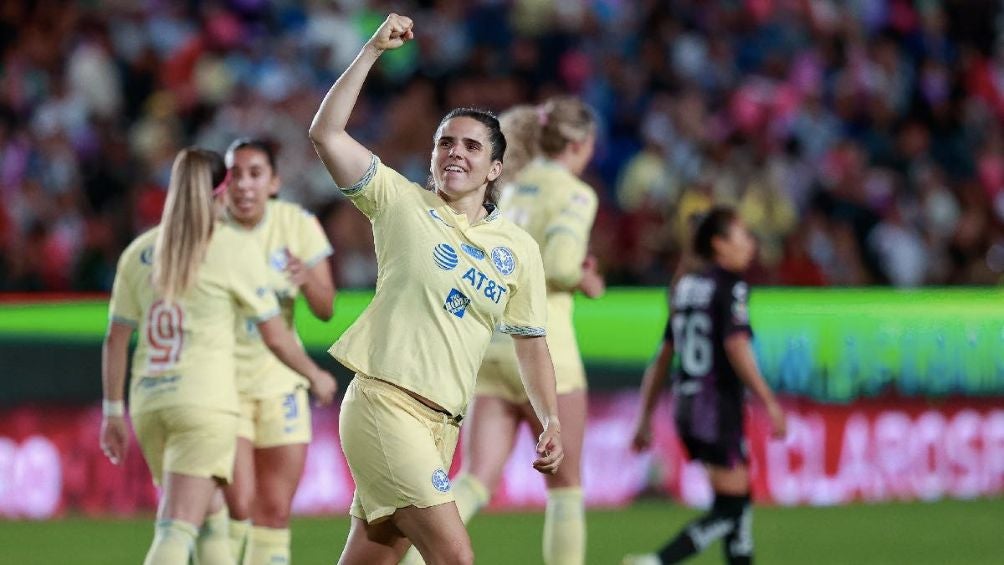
top-left (672, 312), bottom-right (712, 376)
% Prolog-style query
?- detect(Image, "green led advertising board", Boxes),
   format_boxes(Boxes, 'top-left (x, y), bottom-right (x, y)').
top-left (1, 288), bottom-right (1002, 401)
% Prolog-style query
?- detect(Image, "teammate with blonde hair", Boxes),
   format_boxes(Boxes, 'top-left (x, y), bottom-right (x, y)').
top-left (100, 147), bottom-right (335, 565)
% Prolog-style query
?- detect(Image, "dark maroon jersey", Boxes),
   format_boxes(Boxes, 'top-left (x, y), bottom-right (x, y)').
top-left (664, 266), bottom-right (752, 450)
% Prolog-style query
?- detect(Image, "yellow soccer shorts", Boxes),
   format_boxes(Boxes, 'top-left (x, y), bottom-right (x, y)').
top-left (132, 406), bottom-right (238, 487)
top-left (236, 387), bottom-right (312, 448)
top-left (340, 374), bottom-right (460, 524)
top-left (475, 338), bottom-right (587, 405)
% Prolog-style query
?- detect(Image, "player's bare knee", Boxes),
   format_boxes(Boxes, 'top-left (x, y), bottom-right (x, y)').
top-left (253, 495), bottom-right (292, 527)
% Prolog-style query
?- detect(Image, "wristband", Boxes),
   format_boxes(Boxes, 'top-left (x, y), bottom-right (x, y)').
top-left (103, 399), bottom-right (125, 417)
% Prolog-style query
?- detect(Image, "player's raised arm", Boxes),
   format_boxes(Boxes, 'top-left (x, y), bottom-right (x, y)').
top-left (308, 13), bottom-right (414, 187)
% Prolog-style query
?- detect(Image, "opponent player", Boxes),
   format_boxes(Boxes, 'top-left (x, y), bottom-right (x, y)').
top-left (403, 97), bottom-right (604, 565)
top-left (308, 13), bottom-right (564, 565)
top-left (220, 138), bottom-right (338, 565)
top-left (99, 148), bottom-right (334, 565)
top-left (623, 206), bottom-right (786, 565)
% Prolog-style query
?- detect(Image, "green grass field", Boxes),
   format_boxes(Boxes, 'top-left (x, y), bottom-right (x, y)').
top-left (3, 498), bottom-right (1002, 564)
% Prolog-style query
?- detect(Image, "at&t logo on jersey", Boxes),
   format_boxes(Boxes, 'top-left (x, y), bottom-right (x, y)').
top-left (433, 243), bottom-right (459, 270)
top-left (460, 243), bottom-right (485, 260)
top-left (431, 468), bottom-right (451, 492)
top-left (443, 288), bottom-right (470, 318)
top-left (491, 246), bottom-right (516, 276)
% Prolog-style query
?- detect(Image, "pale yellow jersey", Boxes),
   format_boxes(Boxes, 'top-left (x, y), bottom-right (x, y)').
top-left (225, 200), bottom-right (333, 398)
top-left (328, 156), bottom-right (548, 417)
top-left (108, 225), bottom-right (280, 415)
top-left (495, 159), bottom-right (598, 374)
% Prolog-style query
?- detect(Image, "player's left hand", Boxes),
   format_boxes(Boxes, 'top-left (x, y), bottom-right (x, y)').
top-left (578, 255), bottom-right (605, 299)
top-left (100, 416), bottom-right (129, 465)
top-left (285, 250), bottom-right (308, 287)
top-left (533, 419), bottom-right (564, 474)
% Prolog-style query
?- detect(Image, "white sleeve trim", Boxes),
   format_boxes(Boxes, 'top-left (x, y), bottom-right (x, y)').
top-left (499, 324), bottom-right (546, 337)
top-left (339, 154), bottom-right (379, 196)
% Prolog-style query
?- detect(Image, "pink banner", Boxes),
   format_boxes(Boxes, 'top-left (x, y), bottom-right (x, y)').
top-left (1, 394), bottom-right (1003, 518)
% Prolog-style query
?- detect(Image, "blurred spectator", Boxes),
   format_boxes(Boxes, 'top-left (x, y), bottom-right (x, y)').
top-left (2, 0), bottom-right (1003, 291)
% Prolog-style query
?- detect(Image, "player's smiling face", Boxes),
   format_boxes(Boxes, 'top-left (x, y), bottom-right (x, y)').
top-left (226, 147), bottom-right (279, 226)
top-left (431, 117), bottom-right (502, 201)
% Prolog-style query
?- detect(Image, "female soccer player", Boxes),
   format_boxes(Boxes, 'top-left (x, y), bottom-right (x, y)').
top-left (308, 13), bottom-right (564, 565)
top-left (403, 98), bottom-right (604, 565)
top-left (220, 138), bottom-right (338, 565)
top-left (99, 148), bottom-right (335, 565)
top-left (623, 206), bottom-right (787, 565)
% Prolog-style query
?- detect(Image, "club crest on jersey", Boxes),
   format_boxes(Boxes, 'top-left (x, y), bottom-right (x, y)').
top-left (443, 288), bottom-right (470, 318)
top-left (491, 246), bottom-right (516, 276)
top-left (269, 248), bottom-right (289, 271)
top-left (140, 246), bottom-right (154, 265)
top-left (433, 243), bottom-right (459, 270)
top-left (431, 468), bottom-right (451, 492)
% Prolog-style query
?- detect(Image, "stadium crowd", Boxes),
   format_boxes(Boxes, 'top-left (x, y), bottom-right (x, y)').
top-left (2, 0), bottom-right (1003, 291)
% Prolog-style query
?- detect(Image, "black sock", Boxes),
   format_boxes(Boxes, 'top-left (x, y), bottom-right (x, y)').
top-left (722, 495), bottom-right (752, 564)
top-left (658, 494), bottom-right (748, 564)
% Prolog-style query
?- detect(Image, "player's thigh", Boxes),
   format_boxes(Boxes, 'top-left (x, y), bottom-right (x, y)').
top-left (158, 471), bottom-right (220, 524)
top-left (521, 389), bottom-right (587, 487)
top-left (706, 463), bottom-right (750, 495)
top-left (461, 394), bottom-right (523, 491)
top-left (223, 437), bottom-right (256, 519)
top-left (337, 516), bottom-right (409, 565)
top-left (394, 503), bottom-right (473, 565)
top-left (252, 442), bottom-right (308, 525)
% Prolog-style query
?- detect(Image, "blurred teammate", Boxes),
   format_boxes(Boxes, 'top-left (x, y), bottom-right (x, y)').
top-left (403, 97), bottom-right (604, 565)
top-left (623, 206), bottom-right (787, 565)
top-left (99, 148), bottom-right (335, 565)
top-left (220, 138), bottom-right (338, 564)
top-left (308, 13), bottom-right (564, 565)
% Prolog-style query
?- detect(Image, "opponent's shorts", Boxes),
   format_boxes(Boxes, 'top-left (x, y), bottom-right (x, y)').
top-left (236, 387), bottom-right (312, 448)
top-left (132, 406), bottom-right (238, 487)
top-left (676, 421), bottom-right (748, 469)
top-left (475, 338), bottom-right (586, 404)
top-left (340, 374), bottom-right (461, 523)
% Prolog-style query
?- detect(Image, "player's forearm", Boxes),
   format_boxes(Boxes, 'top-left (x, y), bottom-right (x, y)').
top-left (638, 341), bottom-right (673, 421)
top-left (308, 44), bottom-right (382, 187)
top-left (259, 318), bottom-right (325, 385)
top-left (101, 324), bottom-right (132, 402)
top-left (309, 44), bottom-right (381, 143)
top-left (302, 263), bottom-right (335, 321)
top-left (724, 334), bottom-right (779, 408)
top-left (513, 335), bottom-right (561, 429)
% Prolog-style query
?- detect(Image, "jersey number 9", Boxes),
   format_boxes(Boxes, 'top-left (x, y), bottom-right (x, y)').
top-left (147, 300), bottom-right (184, 371)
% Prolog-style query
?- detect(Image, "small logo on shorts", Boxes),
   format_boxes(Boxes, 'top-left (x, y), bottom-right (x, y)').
top-left (431, 468), bottom-right (451, 492)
